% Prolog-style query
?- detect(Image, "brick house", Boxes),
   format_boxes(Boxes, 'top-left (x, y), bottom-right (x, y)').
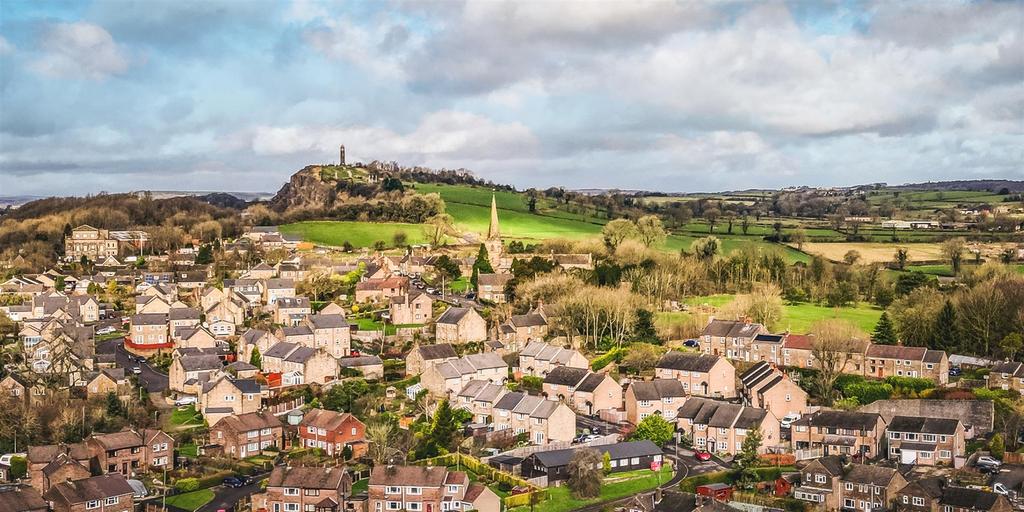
top-left (791, 410), bottom-right (887, 460)
top-left (793, 456), bottom-right (845, 509)
top-left (368, 465), bottom-right (500, 512)
top-left (34, 453), bottom-right (91, 492)
top-left (517, 341), bottom-right (588, 378)
top-left (676, 398), bottom-right (780, 455)
top-left (44, 474), bottom-right (135, 512)
top-left (421, 352), bottom-right (508, 398)
top-left (624, 379), bottom-right (687, 424)
top-left (298, 408), bottom-right (368, 458)
top-left (434, 307), bottom-right (487, 344)
top-left (699, 319), bottom-right (766, 360)
top-left (389, 291), bottom-right (433, 325)
top-left (739, 361), bottom-right (808, 421)
top-left (26, 443), bottom-right (91, 492)
top-left (251, 466), bottom-right (354, 512)
top-left (209, 410), bottom-right (284, 459)
top-left (865, 345), bottom-right (949, 385)
top-left (886, 416), bottom-right (965, 466)
top-left (839, 464), bottom-right (907, 512)
top-left (354, 276), bottom-right (408, 303)
top-left (86, 429), bottom-right (174, 475)
top-left (542, 366), bottom-right (623, 416)
top-left (492, 392), bottom-right (576, 445)
top-left (655, 352), bottom-right (737, 398)
top-left (405, 343), bottom-right (458, 377)
top-left (895, 477), bottom-right (1011, 512)
top-left (0, 486), bottom-right (48, 512)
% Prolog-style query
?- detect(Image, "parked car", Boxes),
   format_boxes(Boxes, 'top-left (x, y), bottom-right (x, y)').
top-left (136, 356), bottom-right (147, 363)
top-left (131, 367), bottom-right (142, 375)
top-left (96, 326), bottom-right (117, 335)
top-left (175, 396), bottom-right (197, 407)
top-left (780, 413), bottom-right (801, 429)
top-left (683, 339), bottom-right (699, 348)
top-left (976, 455), bottom-right (1002, 468)
top-left (426, 287), bottom-right (437, 295)
top-left (222, 476), bottom-right (248, 488)
top-left (949, 367), bottom-right (963, 377)
top-left (695, 451), bottom-right (713, 462)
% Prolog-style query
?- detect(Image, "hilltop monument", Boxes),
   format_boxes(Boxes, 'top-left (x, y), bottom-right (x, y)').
top-left (484, 193), bottom-right (503, 269)
top-left (339, 144), bottom-right (346, 166)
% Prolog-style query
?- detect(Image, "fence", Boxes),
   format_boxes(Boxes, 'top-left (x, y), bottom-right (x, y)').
top-left (267, 397), bottom-right (304, 415)
top-left (794, 448), bottom-right (823, 461)
top-left (413, 453), bottom-right (546, 508)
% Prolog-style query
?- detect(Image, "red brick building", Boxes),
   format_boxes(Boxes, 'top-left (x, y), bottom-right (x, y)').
top-left (298, 408), bottom-right (368, 458)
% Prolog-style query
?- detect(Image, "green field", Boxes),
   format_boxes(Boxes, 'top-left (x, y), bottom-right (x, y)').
top-left (164, 489), bottom-right (214, 511)
top-left (280, 221), bottom-right (427, 248)
top-left (658, 295), bottom-right (883, 334)
top-left (510, 466), bottom-right (673, 512)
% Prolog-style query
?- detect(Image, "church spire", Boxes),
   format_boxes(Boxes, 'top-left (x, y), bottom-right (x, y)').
top-left (487, 192), bottom-right (500, 240)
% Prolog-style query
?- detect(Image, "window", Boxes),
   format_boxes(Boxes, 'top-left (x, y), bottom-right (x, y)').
top-left (719, 428), bottom-right (728, 435)
top-left (845, 483), bottom-right (853, 491)
top-left (940, 435), bottom-right (948, 442)
top-left (926, 364), bottom-right (934, 369)
top-left (351, 427), bottom-right (358, 435)
top-left (387, 502), bottom-right (402, 510)
top-left (940, 450), bottom-right (951, 458)
top-left (386, 486), bottom-right (401, 494)
top-left (923, 434), bottom-right (936, 442)
top-left (905, 433), bottom-right (918, 441)
top-left (786, 394), bottom-right (791, 401)
top-left (890, 431), bottom-right (901, 439)
top-left (920, 452), bottom-right (932, 459)
top-left (844, 499), bottom-right (855, 508)
top-left (913, 497), bottom-right (925, 506)
top-left (284, 488), bottom-right (299, 496)
top-left (261, 428), bottom-right (272, 435)
top-left (815, 474), bottom-right (826, 484)
top-left (284, 505), bottom-right (299, 512)
top-left (407, 487), bottom-right (422, 495)
top-left (407, 504), bottom-right (422, 511)
top-left (902, 496), bottom-right (908, 504)
top-left (86, 500), bottom-right (101, 509)
top-left (304, 489), bottom-right (320, 496)
top-left (106, 496), bottom-right (119, 505)
top-left (447, 485), bottom-right (460, 493)
top-left (307, 426), bottom-right (317, 434)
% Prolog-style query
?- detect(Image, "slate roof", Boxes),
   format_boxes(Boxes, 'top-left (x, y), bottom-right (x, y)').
top-left (795, 410), bottom-right (882, 431)
top-left (0, 487), bottom-right (47, 511)
top-left (629, 379), bottom-right (686, 401)
top-left (308, 314), bottom-right (348, 329)
top-left (44, 474), bottom-right (134, 504)
top-left (284, 346), bottom-right (317, 363)
top-left (656, 352), bottom-right (722, 372)
top-left (369, 465), bottom-right (451, 486)
top-left (300, 408), bottom-right (361, 431)
top-left (940, 486), bottom-right (1005, 511)
top-left (866, 345), bottom-right (928, 360)
top-left (991, 361), bottom-right (1024, 376)
top-left (415, 343), bottom-right (458, 361)
top-left (809, 455), bottom-right (845, 476)
top-left (543, 366), bottom-right (589, 387)
top-left (216, 411), bottom-right (282, 433)
top-left (178, 354), bottom-right (223, 372)
top-left (267, 465), bottom-right (349, 490)
top-left (701, 319), bottom-right (764, 338)
top-left (477, 273), bottom-right (512, 287)
top-left (168, 307), bottom-right (200, 320)
top-left (843, 464), bottom-right (899, 486)
top-left (265, 342), bottom-right (299, 359)
top-left (339, 355), bottom-right (384, 367)
top-left (577, 373), bottom-right (610, 393)
top-left (89, 430), bottom-right (143, 450)
top-left (509, 313), bottom-right (547, 328)
top-left (132, 313), bottom-right (167, 325)
top-left (529, 440), bottom-right (662, 468)
top-left (887, 416), bottom-right (961, 435)
top-left (436, 307), bottom-right (473, 324)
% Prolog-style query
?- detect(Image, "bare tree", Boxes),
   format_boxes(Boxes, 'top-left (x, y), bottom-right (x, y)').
top-left (567, 448), bottom-right (603, 499)
top-left (810, 319), bottom-right (867, 405)
top-left (942, 238), bottom-right (967, 274)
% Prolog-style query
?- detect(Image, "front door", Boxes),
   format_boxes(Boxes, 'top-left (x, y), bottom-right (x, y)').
top-left (708, 440), bottom-right (716, 452)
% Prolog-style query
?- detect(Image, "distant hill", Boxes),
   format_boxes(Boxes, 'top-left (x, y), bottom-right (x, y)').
top-left (888, 179), bottom-right (1024, 193)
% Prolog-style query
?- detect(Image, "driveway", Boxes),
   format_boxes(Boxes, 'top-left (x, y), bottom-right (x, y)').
top-left (98, 337), bottom-right (169, 393)
top-left (198, 480), bottom-right (263, 512)
top-left (576, 415), bottom-right (620, 436)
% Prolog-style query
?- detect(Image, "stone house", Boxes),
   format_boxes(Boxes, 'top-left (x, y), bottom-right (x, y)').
top-left (793, 455), bottom-right (846, 509)
top-left (168, 307), bottom-right (201, 337)
top-left (298, 408), bottom-right (368, 458)
top-left (676, 397), bottom-right (780, 455)
top-left (405, 343), bottom-right (458, 376)
top-left (209, 410), bottom-right (284, 459)
top-left (454, 380), bottom-right (508, 424)
top-left (199, 376), bottom-right (262, 426)
top-left (886, 416), bottom-right (965, 466)
top-left (624, 379), bottom-right (687, 424)
top-left (517, 341), bottom-right (588, 378)
top-left (354, 276), bottom-right (408, 303)
top-left (499, 313), bottom-right (550, 352)
top-left (699, 318), bottom-right (766, 360)
top-left (169, 354), bottom-right (224, 395)
top-left (238, 328), bottom-right (277, 363)
top-left (44, 474), bottom-right (135, 512)
top-left (127, 313), bottom-right (170, 353)
top-left (490, 392), bottom-right (576, 445)
top-left (655, 351), bottom-right (737, 398)
top-left (791, 410), bottom-right (887, 460)
top-left (421, 352), bottom-right (508, 398)
top-left (748, 333), bottom-right (786, 365)
top-left (272, 296), bottom-right (311, 326)
top-left (542, 366), bottom-right (623, 416)
top-left (865, 345), bottom-right (949, 385)
top-left (739, 361), bottom-right (808, 420)
top-left (305, 313), bottom-right (352, 359)
top-left (895, 477), bottom-right (1012, 512)
top-left (251, 466), bottom-right (354, 512)
top-left (477, 273), bottom-right (512, 303)
top-left (839, 464), bottom-right (907, 512)
top-left (175, 326), bottom-right (219, 350)
top-left (262, 342), bottom-right (339, 386)
top-left (434, 307), bottom-right (487, 344)
top-left (86, 368), bottom-right (127, 398)
top-left (368, 465), bottom-right (500, 512)
top-left (262, 278), bottom-right (295, 303)
top-left (389, 291), bottom-right (433, 325)
top-left (338, 355), bottom-right (385, 380)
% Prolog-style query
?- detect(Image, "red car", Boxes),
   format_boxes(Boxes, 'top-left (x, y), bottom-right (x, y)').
top-left (695, 451), bottom-right (713, 461)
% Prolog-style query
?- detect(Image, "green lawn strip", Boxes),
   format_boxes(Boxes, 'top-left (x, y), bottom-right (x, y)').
top-left (164, 489), bottom-right (215, 511)
top-left (169, 406), bottom-right (203, 427)
top-left (681, 294), bottom-right (736, 308)
top-left (96, 331), bottom-right (126, 342)
top-left (511, 466), bottom-right (673, 512)
top-left (352, 478), bottom-right (369, 494)
top-left (178, 443), bottom-right (199, 457)
top-left (444, 465), bottom-right (509, 498)
top-left (280, 221), bottom-right (427, 248)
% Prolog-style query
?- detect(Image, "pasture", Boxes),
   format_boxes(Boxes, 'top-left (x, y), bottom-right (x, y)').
top-left (280, 221), bottom-right (427, 248)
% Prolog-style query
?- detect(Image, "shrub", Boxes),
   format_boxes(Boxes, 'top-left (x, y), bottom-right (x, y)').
top-left (175, 478), bottom-right (200, 492)
top-left (884, 376), bottom-right (934, 394)
top-left (9, 456), bottom-right (26, 480)
top-left (843, 382), bottom-right (892, 404)
top-left (991, 434), bottom-right (1005, 460)
top-left (590, 348), bottom-right (622, 371)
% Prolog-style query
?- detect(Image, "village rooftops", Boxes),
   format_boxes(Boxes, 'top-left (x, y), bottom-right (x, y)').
top-left (436, 307), bottom-right (474, 324)
top-left (793, 410), bottom-right (882, 431)
top-left (131, 313), bottom-right (167, 325)
top-left (866, 345), bottom-right (945, 362)
top-left (307, 314), bottom-right (348, 329)
top-left (509, 313), bottom-right (547, 327)
top-left (843, 464), bottom-right (901, 486)
top-left (887, 416), bottom-right (961, 435)
top-left (701, 319), bottom-right (764, 338)
top-left (543, 366), bottom-right (590, 387)
top-left (655, 351), bottom-right (721, 372)
top-left (216, 411), bottom-right (282, 432)
top-left (267, 465), bottom-right (350, 489)
top-left (44, 474), bottom-right (134, 505)
top-left (369, 465), bottom-right (454, 486)
top-left (415, 343), bottom-right (458, 361)
top-left (629, 379), bottom-right (686, 401)
top-left (178, 354), bottom-right (223, 372)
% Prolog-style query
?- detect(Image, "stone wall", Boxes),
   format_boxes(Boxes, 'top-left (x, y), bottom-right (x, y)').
top-left (857, 399), bottom-right (993, 435)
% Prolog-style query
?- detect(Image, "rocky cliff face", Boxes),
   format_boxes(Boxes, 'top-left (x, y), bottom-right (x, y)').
top-left (268, 166), bottom-right (337, 212)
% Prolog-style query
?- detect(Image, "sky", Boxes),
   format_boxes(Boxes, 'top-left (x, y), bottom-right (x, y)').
top-left (0, 0), bottom-right (1022, 196)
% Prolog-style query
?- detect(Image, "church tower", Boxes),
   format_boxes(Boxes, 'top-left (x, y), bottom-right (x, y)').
top-left (484, 193), bottom-right (503, 269)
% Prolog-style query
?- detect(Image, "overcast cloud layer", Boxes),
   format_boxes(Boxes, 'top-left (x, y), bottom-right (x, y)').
top-left (0, 0), bottom-right (1021, 196)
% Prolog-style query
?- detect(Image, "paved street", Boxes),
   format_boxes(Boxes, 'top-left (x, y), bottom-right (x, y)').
top-left (197, 479), bottom-right (264, 512)
top-left (96, 337), bottom-right (169, 393)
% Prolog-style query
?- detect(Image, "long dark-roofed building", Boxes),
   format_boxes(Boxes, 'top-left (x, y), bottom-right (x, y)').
top-left (521, 440), bottom-right (664, 482)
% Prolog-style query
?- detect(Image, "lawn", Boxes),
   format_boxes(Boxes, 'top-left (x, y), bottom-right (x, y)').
top-left (661, 295), bottom-right (883, 334)
top-left (164, 489), bottom-right (214, 511)
top-left (510, 466), bottom-right (673, 512)
top-left (280, 221), bottom-right (427, 248)
top-left (352, 478), bottom-right (369, 494)
top-left (168, 405), bottom-right (203, 428)
top-left (178, 443), bottom-right (198, 457)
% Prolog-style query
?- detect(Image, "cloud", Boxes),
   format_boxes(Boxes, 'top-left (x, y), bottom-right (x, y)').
top-left (30, 22), bottom-right (129, 80)
top-left (0, 36), bottom-right (13, 55)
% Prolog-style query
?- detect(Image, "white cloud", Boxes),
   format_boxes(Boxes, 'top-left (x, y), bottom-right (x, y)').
top-left (0, 36), bottom-right (13, 55)
top-left (30, 22), bottom-right (129, 80)
top-left (285, 0), bottom-right (328, 23)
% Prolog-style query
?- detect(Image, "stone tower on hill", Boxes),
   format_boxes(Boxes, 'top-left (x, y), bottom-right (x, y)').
top-left (339, 145), bottom-right (346, 166)
top-left (485, 193), bottom-right (503, 269)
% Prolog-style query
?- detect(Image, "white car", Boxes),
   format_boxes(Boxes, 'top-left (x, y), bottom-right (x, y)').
top-left (131, 367), bottom-right (142, 375)
top-left (174, 396), bottom-right (197, 407)
top-left (96, 326), bottom-right (117, 335)
top-left (976, 455), bottom-right (1002, 467)
top-left (780, 413), bottom-right (801, 428)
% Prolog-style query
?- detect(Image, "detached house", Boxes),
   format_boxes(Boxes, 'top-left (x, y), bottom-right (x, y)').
top-left (272, 296), bottom-right (311, 325)
top-left (988, 361), bottom-right (1024, 394)
top-left (86, 429), bottom-right (174, 475)
top-left (389, 291), bottom-right (433, 325)
top-left (406, 343), bottom-right (459, 376)
top-left (518, 341), bottom-right (588, 378)
top-left (354, 276), bottom-right (408, 303)
top-left (199, 376), bottom-right (262, 426)
top-left (794, 457), bottom-right (908, 512)
top-left (791, 410), bottom-right (886, 460)
top-left (655, 352), bottom-right (737, 398)
top-left (739, 361), bottom-right (808, 421)
top-left (477, 273), bottom-right (513, 303)
top-left (435, 307), bottom-right (487, 344)
top-left (44, 474), bottom-right (135, 512)
top-left (262, 342), bottom-right (339, 386)
top-left (499, 312), bottom-right (549, 350)
top-left (169, 354), bottom-right (223, 395)
top-left (699, 318), bottom-right (766, 360)
top-left (209, 410), bottom-right (284, 459)
top-left (886, 416), bottom-right (965, 466)
top-left (298, 408), bottom-right (368, 458)
top-left (305, 313), bottom-right (352, 359)
top-left (624, 379), bottom-right (687, 424)
top-left (675, 397), bottom-right (780, 455)
top-left (865, 345), bottom-right (949, 385)
top-left (542, 366), bottom-right (623, 415)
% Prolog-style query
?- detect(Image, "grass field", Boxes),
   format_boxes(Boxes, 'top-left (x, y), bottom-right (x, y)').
top-left (659, 295), bottom-right (883, 334)
top-left (168, 405), bottom-right (203, 428)
top-left (510, 467), bottom-right (673, 512)
top-left (164, 489), bottom-right (215, 511)
top-left (799, 242), bottom-right (945, 264)
top-left (280, 221), bottom-right (427, 248)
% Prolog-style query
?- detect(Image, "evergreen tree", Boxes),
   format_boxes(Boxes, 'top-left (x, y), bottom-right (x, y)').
top-left (105, 392), bottom-right (125, 417)
top-left (632, 309), bottom-right (658, 342)
top-left (932, 300), bottom-right (960, 352)
top-left (470, 244), bottom-right (494, 289)
top-left (249, 347), bottom-right (262, 370)
top-left (195, 245), bottom-right (213, 264)
top-left (872, 312), bottom-right (897, 345)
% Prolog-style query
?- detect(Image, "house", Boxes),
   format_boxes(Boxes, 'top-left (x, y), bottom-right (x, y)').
top-left (435, 307), bottom-right (487, 344)
top-left (499, 312), bottom-right (549, 351)
top-left (987, 361), bottom-right (1024, 394)
top-left (492, 392), bottom-right (576, 445)
top-left (88, 429), bottom-right (174, 475)
top-left (126, 313), bottom-right (171, 354)
top-left (238, 328), bottom-right (277, 363)
top-left (85, 368), bottom-right (127, 397)
top-left (389, 291), bottom-right (433, 325)
top-left (208, 411), bottom-right (284, 459)
top-left (699, 319), bottom-right (766, 360)
top-left (477, 273), bottom-right (512, 303)
top-left (367, 465), bottom-right (500, 512)
top-left (517, 341), bottom-right (588, 378)
top-left (895, 477), bottom-right (1011, 512)
top-left (263, 278), bottom-right (296, 303)
top-left (791, 410), bottom-right (886, 460)
top-left (0, 486), bottom-right (48, 512)
top-left (175, 326), bottom-right (219, 350)
top-left (865, 345), bottom-right (949, 385)
top-left (675, 398), bottom-right (780, 455)
top-left (262, 342), bottom-right (338, 386)
top-left (838, 463), bottom-right (907, 512)
top-left (1, 374), bottom-right (27, 403)
top-left (354, 276), bottom-right (408, 303)
top-left (739, 361), bottom-right (808, 420)
top-left (339, 355), bottom-right (385, 380)
top-left (135, 295), bottom-right (170, 314)
top-left (32, 453), bottom-right (91, 493)
top-left (406, 343), bottom-right (459, 376)
top-left (26, 443), bottom-right (91, 492)
top-left (624, 379), bottom-right (687, 424)
top-left (251, 466), bottom-right (354, 512)
top-left (454, 380), bottom-right (508, 424)
top-left (793, 456), bottom-right (845, 509)
top-left (655, 352), bottom-right (737, 398)
top-left (542, 366), bottom-right (623, 416)
top-left (199, 376), bottom-right (262, 426)
top-left (246, 262), bottom-right (276, 279)
top-left (886, 416), bottom-right (965, 466)
top-left (521, 441), bottom-right (663, 483)
top-left (298, 408), bottom-right (368, 458)
top-left (167, 307), bottom-right (201, 336)
top-left (169, 354), bottom-right (223, 395)
top-left (748, 333), bottom-right (786, 365)
top-left (44, 474), bottom-right (135, 512)
top-left (64, 225), bottom-right (143, 262)
top-left (421, 352), bottom-right (508, 398)
top-left (305, 314), bottom-right (352, 359)
top-left (272, 296), bottom-right (311, 325)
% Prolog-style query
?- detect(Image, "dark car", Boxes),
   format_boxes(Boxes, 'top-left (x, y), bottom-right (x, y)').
top-left (222, 476), bottom-right (248, 488)
top-left (949, 367), bottom-right (962, 377)
top-left (683, 339), bottom-right (699, 348)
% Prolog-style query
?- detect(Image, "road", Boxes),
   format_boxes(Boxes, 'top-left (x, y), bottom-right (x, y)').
top-left (197, 479), bottom-right (264, 512)
top-left (96, 337), bottom-right (169, 393)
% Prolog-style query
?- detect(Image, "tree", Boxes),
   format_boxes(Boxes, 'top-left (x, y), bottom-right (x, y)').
top-left (991, 433), bottom-right (1005, 460)
top-left (740, 216), bottom-right (751, 235)
top-left (366, 420), bottom-right (398, 464)
top-left (470, 244), bottom-right (494, 289)
top-left (733, 427), bottom-right (763, 489)
top-left (704, 208), bottom-right (721, 233)
top-left (890, 287), bottom-right (944, 347)
top-left (999, 333), bottom-right (1024, 361)
top-left (690, 236), bottom-right (720, 261)
top-left (424, 214), bottom-right (456, 246)
top-left (195, 245), bottom-right (213, 264)
top-left (602, 451), bottom-right (612, 475)
top-left (622, 343), bottom-right (663, 373)
top-left (392, 232), bottom-right (408, 247)
top-left (843, 250), bottom-right (861, 265)
top-left (323, 379), bottom-right (370, 412)
top-left (432, 255), bottom-right (462, 281)
top-left (724, 212), bottom-right (737, 234)
top-left (745, 283), bottom-right (783, 331)
top-left (811, 319), bottom-right (866, 406)
top-left (566, 448), bottom-right (603, 499)
top-left (105, 392), bottom-right (125, 417)
top-left (894, 248), bottom-right (909, 270)
top-left (9, 455), bottom-right (26, 480)
top-left (249, 347), bottom-right (262, 370)
top-left (601, 219), bottom-right (637, 251)
top-left (631, 414), bottom-right (674, 446)
top-left (872, 312), bottom-right (897, 345)
top-left (632, 309), bottom-right (658, 342)
top-left (790, 228), bottom-right (807, 250)
top-left (942, 238), bottom-right (966, 274)
top-left (931, 300), bottom-right (960, 352)
top-left (895, 272), bottom-right (931, 296)
top-left (635, 215), bottom-right (666, 247)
